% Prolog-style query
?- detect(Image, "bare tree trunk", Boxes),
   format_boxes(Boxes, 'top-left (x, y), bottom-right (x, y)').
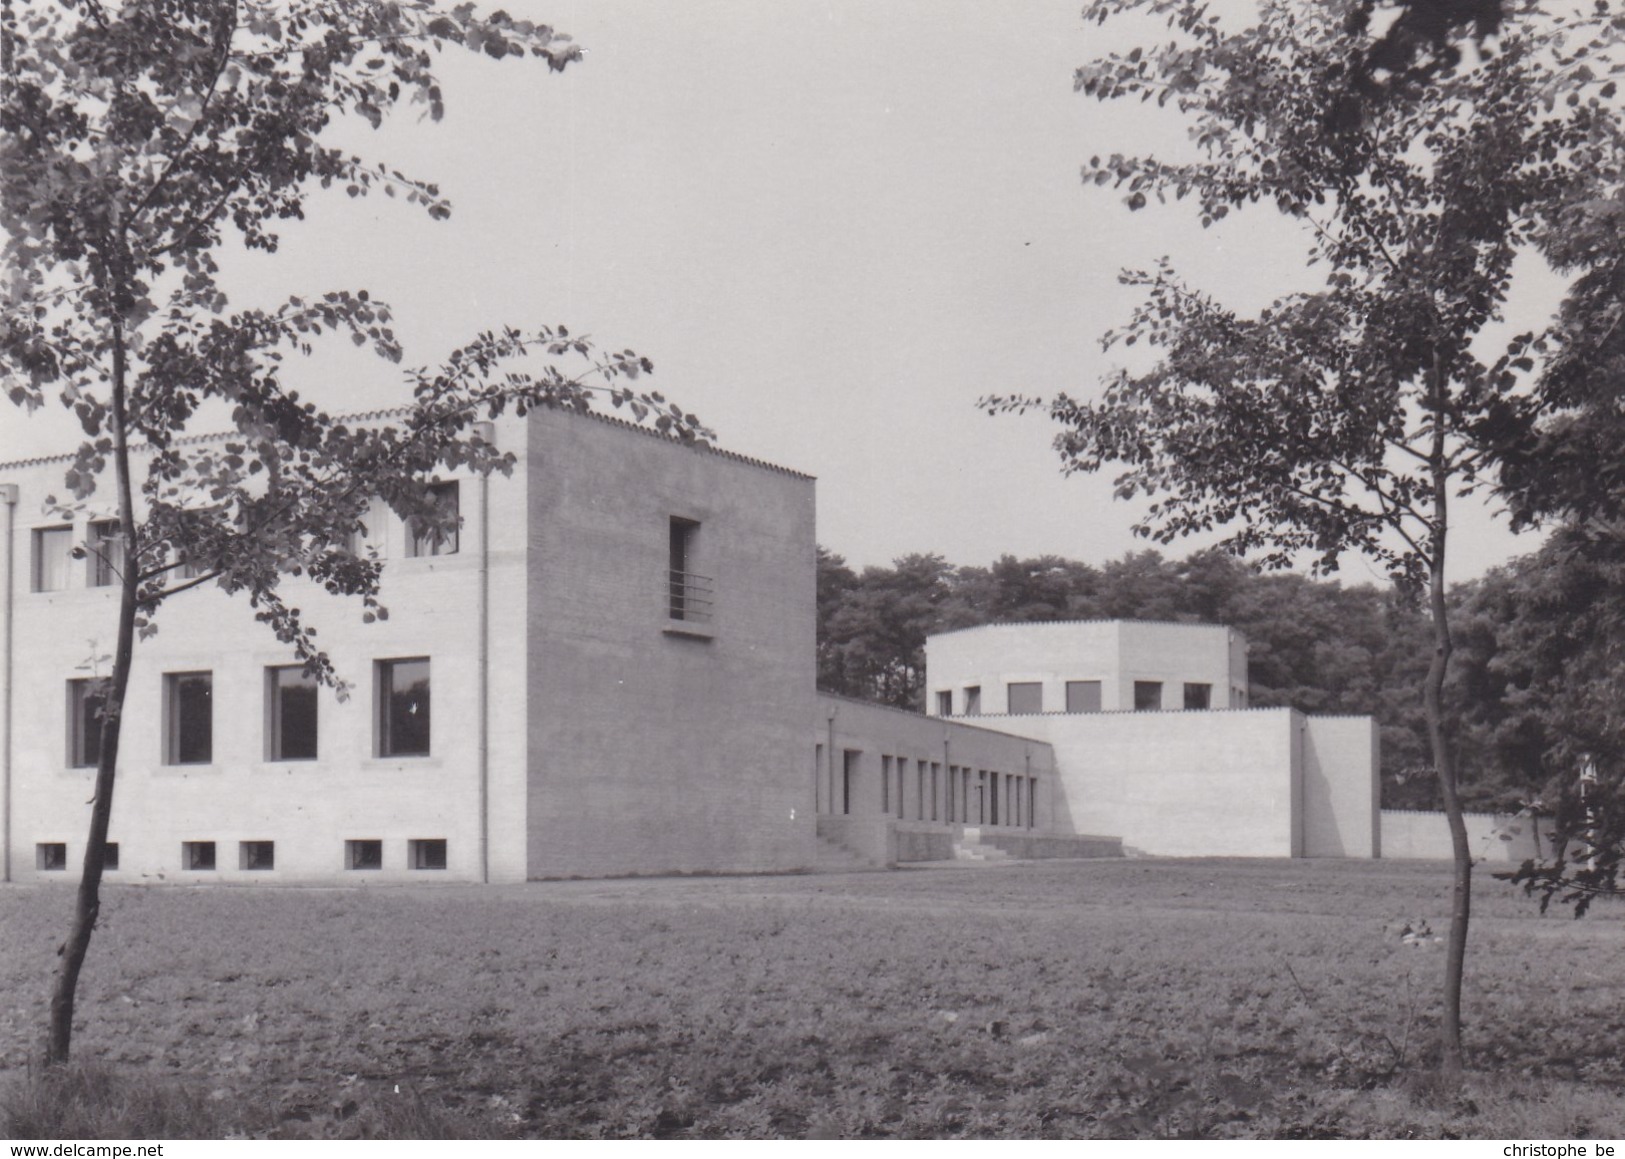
top-left (1426, 361), bottom-right (1471, 1081)
top-left (45, 320), bottom-right (137, 1066)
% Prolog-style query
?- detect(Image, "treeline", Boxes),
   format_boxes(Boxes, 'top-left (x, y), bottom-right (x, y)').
top-left (817, 534), bottom-right (1625, 813)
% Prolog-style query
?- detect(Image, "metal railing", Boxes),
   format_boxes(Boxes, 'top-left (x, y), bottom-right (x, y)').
top-left (668, 569), bottom-right (715, 623)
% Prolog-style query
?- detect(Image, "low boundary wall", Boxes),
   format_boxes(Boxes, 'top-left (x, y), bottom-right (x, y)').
top-left (1380, 809), bottom-right (1544, 863)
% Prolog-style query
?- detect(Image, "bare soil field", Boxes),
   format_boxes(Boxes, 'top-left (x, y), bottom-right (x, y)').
top-left (2, 857), bottom-right (1623, 1139)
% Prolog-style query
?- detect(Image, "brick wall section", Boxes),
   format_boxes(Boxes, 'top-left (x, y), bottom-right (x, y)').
top-left (523, 410), bottom-right (816, 878)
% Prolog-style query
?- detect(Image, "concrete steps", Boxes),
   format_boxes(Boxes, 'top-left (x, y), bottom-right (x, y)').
top-left (813, 834), bottom-right (877, 872)
top-left (952, 826), bottom-right (1013, 863)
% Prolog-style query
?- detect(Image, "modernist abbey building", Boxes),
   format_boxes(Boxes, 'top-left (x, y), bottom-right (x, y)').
top-left (0, 409), bottom-right (1380, 885)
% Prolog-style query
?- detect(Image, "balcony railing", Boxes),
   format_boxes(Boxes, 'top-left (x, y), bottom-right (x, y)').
top-left (668, 569), bottom-right (714, 623)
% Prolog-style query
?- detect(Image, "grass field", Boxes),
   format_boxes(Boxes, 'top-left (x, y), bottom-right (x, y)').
top-left (2, 858), bottom-right (1623, 1139)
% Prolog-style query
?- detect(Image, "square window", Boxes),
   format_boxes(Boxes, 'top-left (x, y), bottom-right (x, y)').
top-left (1183, 682), bottom-right (1212, 711)
top-left (963, 686), bottom-right (981, 716)
top-left (103, 842), bottom-right (119, 871)
top-left (409, 838), bottom-right (447, 870)
top-left (32, 526), bottom-right (72, 592)
top-left (164, 672), bottom-right (213, 764)
top-left (87, 520), bottom-right (121, 587)
top-left (378, 658), bottom-right (431, 757)
top-left (346, 839), bottom-right (383, 870)
top-left (1007, 682), bottom-right (1043, 714)
top-left (1134, 681), bottom-right (1164, 712)
top-left (267, 666), bottom-right (318, 761)
top-left (183, 841), bottom-right (216, 871)
top-left (240, 841), bottom-right (275, 871)
top-left (36, 843), bottom-right (67, 871)
top-left (405, 481), bottom-right (459, 557)
top-left (1066, 680), bottom-right (1102, 714)
top-left (68, 679), bottom-right (107, 768)
top-left (936, 690), bottom-right (953, 716)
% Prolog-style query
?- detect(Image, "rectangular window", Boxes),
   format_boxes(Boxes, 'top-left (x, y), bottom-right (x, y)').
top-left (36, 843), bottom-right (67, 871)
top-left (409, 838), bottom-right (447, 870)
top-left (930, 763), bottom-right (940, 822)
top-left (964, 686), bottom-right (981, 716)
top-left (32, 526), bottom-right (72, 592)
top-left (1066, 680), bottom-right (1102, 714)
top-left (667, 517), bottom-right (712, 623)
top-left (268, 666), bottom-right (318, 761)
top-left (946, 766), bottom-right (956, 823)
top-left (881, 755), bottom-right (892, 814)
top-left (183, 841), bottom-right (216, 871)
top-left (87, 520), bottom-right (121, 587)
top-left (68, 679), bottom-right (106, 768)
top-left (1183, 682), bottom-right (1212, 710)
top-left (405, 481), bottom-right (460, 557)
top-left (916, 761), bottom-right (926, 821)
top-left (104, 842), bottom-right (119, 871)
top-left (936, 690), bottom-right (953, 716)
top-left (1007, 682), bottom-right (1043, 715)
top-left (378, 658), bottom-right (431, 757)
top-left (347, 839), bottom-right (383, 870)
top-left (240, 841), bottom-right (275, 871)
top-left (990, 771), bottom-right (1000, 826)
top-left (164, 672), bottom-right (213, 764)
top-left (1029, 779), bottom-right (1037, 829)
top-left (841, 750), bottom-right (859, 816)
top-left (1134, 681), bottom-right (1164, 712)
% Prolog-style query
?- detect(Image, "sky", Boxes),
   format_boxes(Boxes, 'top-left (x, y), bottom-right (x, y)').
top-left (2, 0), bottom-right (1567, 584)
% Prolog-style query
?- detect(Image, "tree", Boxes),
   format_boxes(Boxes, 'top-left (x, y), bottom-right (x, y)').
top-left (1, 0), bottom-right (706, 1065)
top-left (989, 0), bottom-right (1625, 1076)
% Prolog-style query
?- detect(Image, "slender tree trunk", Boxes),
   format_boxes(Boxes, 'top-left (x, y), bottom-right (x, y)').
top-left (45, 320), bottom-right (137, 1066)
top-left (1426, 362), bottom-right (1471, 1081)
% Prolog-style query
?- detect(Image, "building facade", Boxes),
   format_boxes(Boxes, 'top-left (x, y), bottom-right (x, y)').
top-left (1, 409), bottom-right (1381, 884)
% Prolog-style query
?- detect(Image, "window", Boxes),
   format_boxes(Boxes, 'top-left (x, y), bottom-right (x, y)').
top-left (183, 841), bottom-right (216, 870)
top-left (1007, 682), bottom-right (1043, 715)
top-left (240, 841), bottom-right (275, 870)
top-left (936, 690), bottom-right (953, 716)
top-left (405, 481), bottom-right (459, 557)
top-left (916, 761), bottom-right (927, 821)
top-left (32, 526), bottom-right (72, 592)
top-left (164, 672), bottom-right (213, 764)
top-left (1066, 680), bottom-right (1102, 714)
top-left (930, 764), bottom-right (940, 822)
top-left (409, 838), bottom-right (447, 870)
top-left (36, 843), bottom-right (67, 871)
top-left (841, 750), bottom-right (859, 816)
top-left (268, 666), bottom-right (318, 761)
top-left (1183, 682), bottom-right (1212, 711)
top-left (1134, 681), bottom-right (1163, 712)
top-left (881, 755), bottom-right (892, 814)
top-left (667, 517), bottom-right (712, 623)
top-left (378, 658), bottom-right (431, 756)
top-left (87, 520), bottom-right (121, 587)
top-left (964, 686), bottom-right (981, 716)
top-left (104, 843), bottom-right (120, 871)
top-left (68, 679), bottom-right (107, 768)
top-left (347, 839), bottom-right (383, 870)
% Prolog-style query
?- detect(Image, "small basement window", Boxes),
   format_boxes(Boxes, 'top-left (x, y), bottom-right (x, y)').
top-left (346, 840), bottom-right (383, 870)
top-left (409, 839), bottom-right (447, 870)
top-left (183, 841), bottom-right (216, 871)
top-left (240, 841), bottom-right (275, 871)
top-left (36, 843), bottom-right (67, 871)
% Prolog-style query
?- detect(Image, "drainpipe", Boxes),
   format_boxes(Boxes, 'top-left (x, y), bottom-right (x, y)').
top-left (1, 484), bottom-right (15, 882)
top-left (474, 423), bottom-right (493, 885)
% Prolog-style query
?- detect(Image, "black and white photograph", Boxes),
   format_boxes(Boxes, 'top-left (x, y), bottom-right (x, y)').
top-left (2, 0), bottom-right (1624, 1144)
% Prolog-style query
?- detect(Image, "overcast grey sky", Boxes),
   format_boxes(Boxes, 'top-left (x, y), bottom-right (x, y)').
top-left (3, 0), bottom-right (1562, 582)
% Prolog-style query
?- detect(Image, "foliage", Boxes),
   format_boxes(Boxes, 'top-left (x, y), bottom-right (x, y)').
top-left (2, 861), bottom-right (1622, 1140)
top-left (0, 0), bottom-right (706, 1065)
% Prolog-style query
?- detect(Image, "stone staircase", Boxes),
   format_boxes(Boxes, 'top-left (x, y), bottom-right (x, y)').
top-left (952, 826), bottom-right (1013, 863)
top-left (813, 833), bottom-right (877, 872)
